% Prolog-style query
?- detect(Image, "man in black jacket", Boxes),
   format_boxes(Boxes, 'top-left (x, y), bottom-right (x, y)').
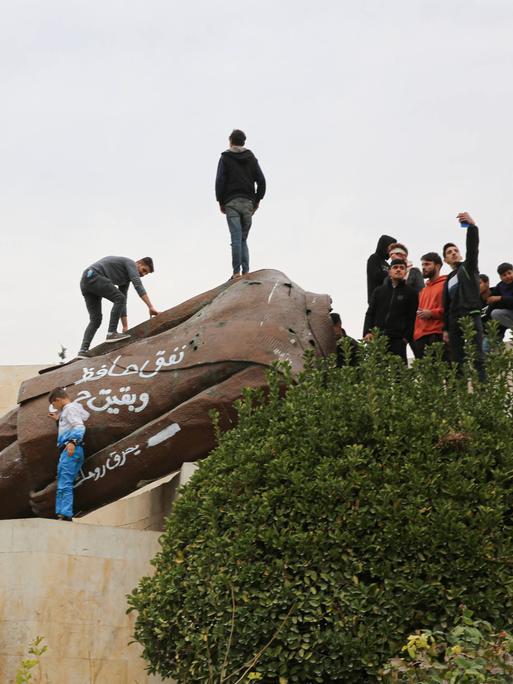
top-left (366, 234), bottom-right (396, 303)
top-left (442, 212), bottom-right (485, 381)
top-left (330, 312), bottom-right (359, 367)
top-left (363, 259), bottom-right (418, 362)
top-left (215, 129), bottom-right (266, 279)
top-left (488, 262), bottom-right (513, 332)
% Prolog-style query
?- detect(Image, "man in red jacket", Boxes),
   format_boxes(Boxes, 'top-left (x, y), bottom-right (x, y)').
top-left (413, 252), bottom-right (449, 360)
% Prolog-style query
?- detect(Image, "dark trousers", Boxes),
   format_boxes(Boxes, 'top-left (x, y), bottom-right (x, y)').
top-left (448, 313), bottom-right (486, 381)
top-left (79, 272), bottom-right (126, 351)
top-left (413, 333), bottom-right (449, 361)
top-left (386, 336), bottom-right (407, 363)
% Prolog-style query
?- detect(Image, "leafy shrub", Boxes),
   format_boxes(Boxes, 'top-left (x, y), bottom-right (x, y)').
top-left (381, 609), bottom-right (513, 682)
top-left (129, 330), bottom-right (513, 683)
top-left (16, 636), bottom-right (47, 684)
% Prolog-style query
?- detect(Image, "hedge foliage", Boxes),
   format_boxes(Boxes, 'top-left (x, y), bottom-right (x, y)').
top-left (129, 328), bottom-right (513, 683)
top-left (381, 609), bottom-right (513, 682)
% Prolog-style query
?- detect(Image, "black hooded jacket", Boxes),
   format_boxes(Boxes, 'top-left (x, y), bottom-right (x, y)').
top-left (366, 234), bottom-right (396, 303)
top-left (215, 149), bottom-right (266, 206)
top-left (443, 223), bottom-right (481, 329)
top-left (363, 279), bottom-right (419, 342)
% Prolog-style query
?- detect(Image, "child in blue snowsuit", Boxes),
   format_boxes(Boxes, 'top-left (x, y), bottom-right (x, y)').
top-left (48, 387), bottom-right (90, 520)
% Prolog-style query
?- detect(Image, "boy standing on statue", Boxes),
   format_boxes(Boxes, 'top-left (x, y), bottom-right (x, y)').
top-left (48, 388), bottom-right (89, 521)
top-left (215, 129), bottom-right (266, 280)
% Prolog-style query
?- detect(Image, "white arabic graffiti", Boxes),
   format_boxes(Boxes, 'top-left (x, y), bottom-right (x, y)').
top-left (75, 444), bottom-right (142, 487)
top-left (75, 387), bottom-right (149, 414)
top-left (75, 346), bottom-right (188, 385)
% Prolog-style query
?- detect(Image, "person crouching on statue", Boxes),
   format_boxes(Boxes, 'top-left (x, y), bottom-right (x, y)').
top-left (48, 388), bottom-right (90, 521)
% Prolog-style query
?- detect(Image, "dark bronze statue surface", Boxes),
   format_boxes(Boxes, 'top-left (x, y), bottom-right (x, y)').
top-left (0, 270), bottom-right (334, 519)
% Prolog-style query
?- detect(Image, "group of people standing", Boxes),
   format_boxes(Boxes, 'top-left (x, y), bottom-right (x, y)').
top-left (360, 212), bottom-right (513, 380)
top-left (48, 132), bottom-right (512, 522)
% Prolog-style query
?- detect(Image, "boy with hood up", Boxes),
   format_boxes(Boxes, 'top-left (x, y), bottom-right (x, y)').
top-left (215, 129), bottom-right (266, 280)
top-left (366, 234), bottom-right (396, 303)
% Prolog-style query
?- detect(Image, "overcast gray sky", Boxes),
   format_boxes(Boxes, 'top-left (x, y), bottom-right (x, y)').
top-left (1, 0), bottom-right (512, 364)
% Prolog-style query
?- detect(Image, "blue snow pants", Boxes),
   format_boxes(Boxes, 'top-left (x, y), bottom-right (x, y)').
top-left (55, 446), bottom-right (84, 518)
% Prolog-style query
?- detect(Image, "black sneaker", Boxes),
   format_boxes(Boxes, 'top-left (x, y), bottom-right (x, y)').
top-left (76, 350), bottom-right (89, 359)
top-left (105, 332), bottom-right (131, 343)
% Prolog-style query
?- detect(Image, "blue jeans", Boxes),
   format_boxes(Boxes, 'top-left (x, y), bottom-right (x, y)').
top-left (56, 446), bottom-right (85, 518)
top-left (225, 198), bottom-right (254, 275)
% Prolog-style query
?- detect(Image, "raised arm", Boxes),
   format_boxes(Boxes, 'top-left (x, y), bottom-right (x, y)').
top-left (458, 211), bottom-right (479, 273)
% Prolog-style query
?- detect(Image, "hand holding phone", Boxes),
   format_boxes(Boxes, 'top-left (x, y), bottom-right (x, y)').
top-left (457, 211), bottom-right (474, 228)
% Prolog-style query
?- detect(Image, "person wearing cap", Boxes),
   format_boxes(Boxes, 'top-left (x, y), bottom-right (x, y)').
top-left (487, 262), bottom-right (513, 332)
top-left (413, 252), bottom-right (448, 359)
top-left (387, 242), bottom-right (425, 293)
top-left (215, 129), bottom-right (266, 280)
top-left (442, 212), bottom-right (485, 380)
top-left (363, 259), bottom-right (419, 362)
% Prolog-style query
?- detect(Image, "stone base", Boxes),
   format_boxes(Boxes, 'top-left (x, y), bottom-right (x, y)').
top-left (0, 465), bottom-right (199, 682)
top-left (0, 518), bottom-right (168, 682)
top-left (78, 463), bottom-right (197, 531)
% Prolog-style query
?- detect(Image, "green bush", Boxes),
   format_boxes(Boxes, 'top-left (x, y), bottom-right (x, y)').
top-left (16, 636), bottom-right (47, 684)
top-left (129, 329), bottom-right (513, 683)
top-left (381, 609), bottom-right (513, 682)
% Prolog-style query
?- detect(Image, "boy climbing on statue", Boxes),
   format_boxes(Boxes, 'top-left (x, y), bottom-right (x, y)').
top-left (48, 387), bottom-right (89, 521)
top-left (78, 255), bottom-right (159, 358)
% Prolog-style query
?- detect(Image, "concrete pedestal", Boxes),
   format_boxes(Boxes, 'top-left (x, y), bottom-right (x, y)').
top-left (0, 518), bottom-right (168, 682)
top-left (0, 465), bottom-right (200, 682)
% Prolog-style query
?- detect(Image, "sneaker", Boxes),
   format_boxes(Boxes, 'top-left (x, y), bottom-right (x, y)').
top-left (76, 350), bottom-right (89, 359)
top-left (229, 274), bottom-right (242, 281)
top-left (105, 332), bottom-right (131, 343)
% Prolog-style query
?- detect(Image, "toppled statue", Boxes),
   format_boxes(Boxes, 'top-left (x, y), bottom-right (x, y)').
top-left (0, 270), bottom-right (334, 519)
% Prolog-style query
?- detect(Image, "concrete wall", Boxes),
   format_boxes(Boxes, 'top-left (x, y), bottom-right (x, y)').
top-left (0, 466), bottom-right (198, 682)
top-left (0, 518), bottom-right (168, 683)
top-left (0, 466), bottom-right (201, 682)
top-left (0, 365), bottom-right (48, 415)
